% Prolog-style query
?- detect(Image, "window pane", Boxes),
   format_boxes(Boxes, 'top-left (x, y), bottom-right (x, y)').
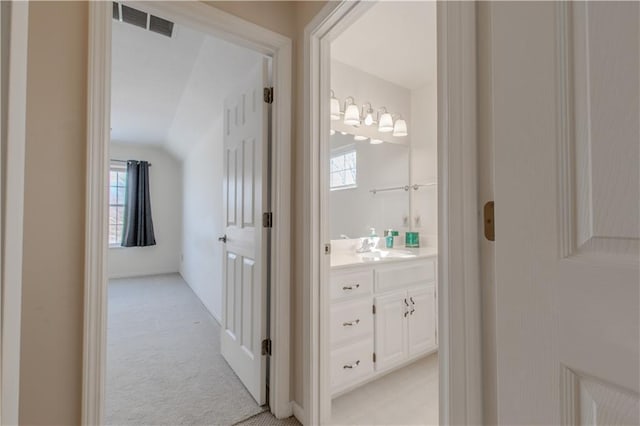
top-left (109, 225), bottom-right (117, 244)
top-left (110, 187), bottom-right (118, 204)
top-left (345, 152), bottom-right (356, 169)
top-left (110, 171), bottom-right (117, 184)
top-left (117, 187), bottom-right (126, 205)
top-left (330, 156), bottom-right (344, 172)
top-left (109, 206), bottom-right (117, 225)
top-left (117, 206), bottom-right (125, 224)
top-left (345, 169), bottom-right (356, 186)
top-left (117, 171), bottom-right (127, 186)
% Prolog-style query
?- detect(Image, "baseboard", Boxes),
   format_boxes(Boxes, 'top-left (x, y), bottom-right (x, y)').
top-left (108, 270), bottom-right (180, 280)
top-left (291, 401), bottom-right (304, 425)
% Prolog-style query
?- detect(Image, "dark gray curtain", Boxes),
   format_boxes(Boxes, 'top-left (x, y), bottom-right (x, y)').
top-left (122, 160), bottom-right (156, 247)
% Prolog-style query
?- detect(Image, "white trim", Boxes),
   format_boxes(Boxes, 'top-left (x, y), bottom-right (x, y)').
top-left (303, 1), bottom-right (483, 425)
top-left (291, 401), bottom-right (304, 424)
top-left (2, 3), bottom-right (29, 424)
top-left (83, 2), bottom-right (293, 424)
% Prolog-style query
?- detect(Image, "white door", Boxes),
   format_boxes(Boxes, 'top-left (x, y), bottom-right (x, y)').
top-left (491, 2), bottom-right (639, 423)
top-left (407, 286), bottom-right (435, 356)
top-left (374, 291), bottom-right (408, 371)
top-left (221, 59), bottom-right (269, 405)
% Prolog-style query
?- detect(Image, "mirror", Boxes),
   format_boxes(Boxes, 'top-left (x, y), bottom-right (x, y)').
top-left (329, 133), bottom-right (410, 239)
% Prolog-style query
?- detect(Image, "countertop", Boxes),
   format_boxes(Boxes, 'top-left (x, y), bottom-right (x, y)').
top-left (331, 246), bottom-right (438, 269)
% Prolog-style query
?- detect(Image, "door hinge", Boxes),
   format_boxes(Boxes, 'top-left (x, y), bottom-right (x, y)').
top-left (263, 87), bottom-right (274, 104)
top-left (261, 338), bottom-right (272, 356)
top-left (373, 352), bottom-right (376, 363)
top-left (484, 201), bottom-right (495, 241)
top-left (263, 212), bottom-right (273, 228)
top-left (372, 304), bottom-right (376, 314)
top-left (324, 243), bottom-right (331, 255)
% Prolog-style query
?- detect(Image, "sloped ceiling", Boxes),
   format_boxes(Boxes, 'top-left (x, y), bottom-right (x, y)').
top-left (331, 1), bottom-right (437, 90)
top-left (111, 17), bottom-right (262, 159)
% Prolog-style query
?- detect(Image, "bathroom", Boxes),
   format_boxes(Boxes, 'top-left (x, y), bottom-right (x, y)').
top-left (326, 2), bottom-right (438, 424)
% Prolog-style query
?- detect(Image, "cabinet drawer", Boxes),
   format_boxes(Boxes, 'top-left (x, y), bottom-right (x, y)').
top-left (375, 259), bottom-right (435, 293)
top-left (330, 298), bottom-right (373, 346)
top-left (330, 269), bottom-right (373, 300)
top-left (330, 339), bottom-right (374, 392)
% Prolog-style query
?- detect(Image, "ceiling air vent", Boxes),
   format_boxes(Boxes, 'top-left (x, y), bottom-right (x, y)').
top-left (149, 15), bottom-right (174, 38)
top-left (112, 3), bottom-right (174, 38)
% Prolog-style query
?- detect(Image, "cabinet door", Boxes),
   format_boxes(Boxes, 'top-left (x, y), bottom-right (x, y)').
top-left (407, 285), bottom-right (436, 356)
top-left (374, 290), bottom-right (408, 371)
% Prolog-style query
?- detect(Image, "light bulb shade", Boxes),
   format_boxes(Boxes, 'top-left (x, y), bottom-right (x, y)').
top-left (364, 113), bottom-right (374, 126)
top-left (392, 119), bottom-right (408, 137)
top-left (330, 129), bottom-right (336, 135)
top-left (344, 104), bottom-right (361, 126)
top-left (330, 97), bottom-right (341, 120)
top-left (378, 113), bottom-right (394, 132)
top-left (354, 135), bottom-right (368, 141)
top-left (370, 138), bottom-right (383, 145)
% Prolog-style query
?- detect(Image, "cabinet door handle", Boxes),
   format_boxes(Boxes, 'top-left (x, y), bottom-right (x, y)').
top-left (343, 360), bottom-right (360, 369)
top-left (342, 319), bottom-right (360, 327)
top-left (410, 297), bottom-right (415, 315)
top-left (404, 298), bottom-right (409, 317)
top-left (342, 283), bottom-right (360, 291)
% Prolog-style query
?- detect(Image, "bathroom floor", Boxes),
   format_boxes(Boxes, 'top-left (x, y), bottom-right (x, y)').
top-left (330, 353), bottom-right (439, 425)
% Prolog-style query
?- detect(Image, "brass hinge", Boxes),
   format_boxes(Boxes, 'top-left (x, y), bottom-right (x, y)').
top-left (484, 201), bottom-right (495, 241)
top-left (324, 243), bottom-right (331, 255)
top-left (263, 87), bottom-right (274, 104)
top-left (263, 212), bottom-right (273, 228)
top-left (373, 352), bottom-right (376, 363)
top-left (372, 304), bottom-right (376, 314)
top-left (261, 339), bottom-right (272, 356)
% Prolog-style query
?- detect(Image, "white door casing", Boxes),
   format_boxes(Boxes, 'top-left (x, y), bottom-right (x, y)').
top-left (491, 2), bottom-right (639, 424)
top-left (407, 286), bottom-right (436, 356)
top-left (221, 59), bottom-right (269, 405)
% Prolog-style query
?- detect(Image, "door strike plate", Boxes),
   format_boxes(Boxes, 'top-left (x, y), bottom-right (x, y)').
top-left (484, 201), bottom-right (495, 241)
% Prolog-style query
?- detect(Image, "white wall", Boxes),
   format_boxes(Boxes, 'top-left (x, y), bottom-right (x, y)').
top-left (108, 143), bottom-right (182, 278)
top-left (410, 83), bottom-right (438, 246)
top-left (179, 117), bottom-right (225, 322)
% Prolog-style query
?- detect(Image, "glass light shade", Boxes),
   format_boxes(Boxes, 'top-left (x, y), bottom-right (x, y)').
top-left (378, 113), bottom-right (394, 132)
top-left (340, 131), bottom-right (347, 135)
top-left (354, 135), bottom-right (368, 141)
top-left (344, 104), bottom-right (361, 126)
top-left (370, 138), bottom-right (383, 145)
top-left (330, 129), bottom-right (336, 135)
top-left (364, 113), bottom-right (374, 126)
top-left (392, 119), bottom-right (408, 137)
top-left (330, 97), bottom-right (341, 120)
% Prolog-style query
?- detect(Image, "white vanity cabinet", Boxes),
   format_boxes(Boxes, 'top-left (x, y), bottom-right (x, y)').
top-left (330, 253), bottom-right (438, 396)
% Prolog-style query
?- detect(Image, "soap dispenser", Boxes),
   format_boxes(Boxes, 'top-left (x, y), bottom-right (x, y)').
top-left (369, 227), bottom-right (380, 249)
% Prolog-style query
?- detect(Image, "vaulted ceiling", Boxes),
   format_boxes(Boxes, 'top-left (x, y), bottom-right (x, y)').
top-left (111, 15), bottom-right (262, 159)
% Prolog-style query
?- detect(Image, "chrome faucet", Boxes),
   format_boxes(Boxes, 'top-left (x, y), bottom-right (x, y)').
top-left (356, 237), bottom-right (376, 253)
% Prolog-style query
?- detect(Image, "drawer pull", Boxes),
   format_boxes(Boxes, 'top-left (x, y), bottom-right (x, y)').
top-left (343, 360), bottom-right (361, 369)
top-left (342, 319), bottom-right (360, 327)
top-left (342, 283), bottom-right (360, 291)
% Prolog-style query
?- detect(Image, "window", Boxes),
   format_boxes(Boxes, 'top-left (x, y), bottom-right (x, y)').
top-left (330, 148), bottom-right (357, 190)
top-left (109, 165), bottom-right (127, 246)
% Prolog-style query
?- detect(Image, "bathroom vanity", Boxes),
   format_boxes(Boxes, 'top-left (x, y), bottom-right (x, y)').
top-left (330, 246), bottom-right (438, 397)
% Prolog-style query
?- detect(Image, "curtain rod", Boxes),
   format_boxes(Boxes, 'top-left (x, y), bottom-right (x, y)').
top-left (110, 159), bottom-right (152, 167)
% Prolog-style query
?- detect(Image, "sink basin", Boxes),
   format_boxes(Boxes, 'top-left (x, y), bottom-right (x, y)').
top-left (359, 249), bottom-right (417, 261)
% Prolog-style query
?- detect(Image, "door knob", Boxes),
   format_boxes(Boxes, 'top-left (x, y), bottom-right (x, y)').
top-left (218, 235), bottom-right (227, 243)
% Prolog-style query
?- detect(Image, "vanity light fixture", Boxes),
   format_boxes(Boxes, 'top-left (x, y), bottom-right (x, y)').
top-left (370, 138), bottom-right (383, 145)
top-left (354, 135), bottom-right (368, 141)
top-left (377, 108), bottom-right (394, 133)
top-left (362, 103), bottom-right (375, 126)
top-left (392, 117), bottom-right (408, 137)
top-left (330, 129), bottom-right (336, 135)
top-left (330, 90), bottom-right (341, 121)
top-left (343, 97), bottom-right (361, 126)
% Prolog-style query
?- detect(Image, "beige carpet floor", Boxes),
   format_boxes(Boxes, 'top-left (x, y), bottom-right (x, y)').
top-left (106, 274), bottom-right (265, 425)
top-left (234, 412), bottom-right (300, 426)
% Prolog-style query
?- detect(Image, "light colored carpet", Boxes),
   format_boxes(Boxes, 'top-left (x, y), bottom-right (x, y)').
top-left (233, 412), bottom-right (300, 426)
top-left (106, 274), bottom-right (265, 426)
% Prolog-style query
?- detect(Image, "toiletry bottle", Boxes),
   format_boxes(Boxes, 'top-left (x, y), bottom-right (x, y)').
top-left (369, 228), bottom-right (379, 249)
top-left (385, 229), bottom-right (395, 248)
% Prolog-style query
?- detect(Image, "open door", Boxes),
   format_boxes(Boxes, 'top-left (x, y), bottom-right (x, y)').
top-left (220, 59), bottom-right (270, 405)
top-left (491, 2), bottom-right (639, 424)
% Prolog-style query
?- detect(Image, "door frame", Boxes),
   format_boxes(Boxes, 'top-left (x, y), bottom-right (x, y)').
top-left (83, 2), bottom-right (293, 424)
top-left (302, 1), bottom-right (482, 424)
top-left (1, 2), bottom-right (29, 424)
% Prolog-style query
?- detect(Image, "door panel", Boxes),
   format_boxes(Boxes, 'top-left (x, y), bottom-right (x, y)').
top-left (407, 286), bottom-right (435, 356)
top-left (374, 291), bottom-right (408, 371)
top-left (491, 3), bottom-right (639, 424)
top-left (221, 59), bottom-right (269, 405)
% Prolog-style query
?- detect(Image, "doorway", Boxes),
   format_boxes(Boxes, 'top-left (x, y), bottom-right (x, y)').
top-left (303, 2), bottom-right (482, 424)
top-left (83, 4), bottom-right (291, 424)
